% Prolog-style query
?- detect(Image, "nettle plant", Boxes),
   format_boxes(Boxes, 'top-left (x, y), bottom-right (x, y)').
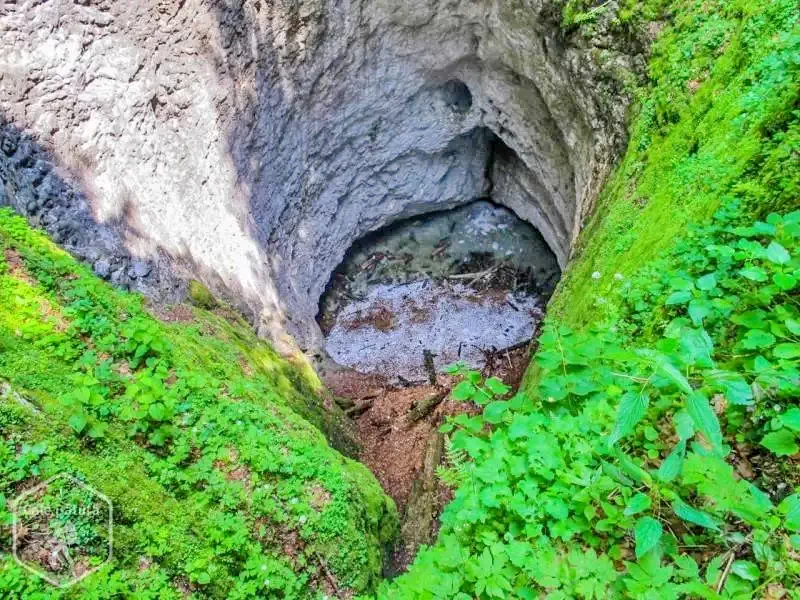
top-left (384, 207), bottom-right (800, 599)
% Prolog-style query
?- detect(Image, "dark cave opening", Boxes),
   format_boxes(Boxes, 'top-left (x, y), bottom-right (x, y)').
top-left (316, 198), bottom-right (561, 381)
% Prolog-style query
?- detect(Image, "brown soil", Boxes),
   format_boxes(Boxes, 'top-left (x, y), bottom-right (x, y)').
top-left (148, 302), bottom-right (195, 323)
top-left (4, 248), bottom-right (37, 286)
top-left (342, 303), bottom-right (394, 332)
top-left (321, 341), bottom-right (532, 572)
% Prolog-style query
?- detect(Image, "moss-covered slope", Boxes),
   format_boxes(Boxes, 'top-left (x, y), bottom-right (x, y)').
top-left (0, 209), bottom-right (397, 598)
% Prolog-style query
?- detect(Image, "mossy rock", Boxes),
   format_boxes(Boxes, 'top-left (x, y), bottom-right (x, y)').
top-left (0, 209), bottom-right (398, 598)
top-left (187, 279), bottom-right (219, 309)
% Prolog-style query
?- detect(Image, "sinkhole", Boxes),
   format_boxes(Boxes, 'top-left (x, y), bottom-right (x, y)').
top-left (316, 200), bottom-right (561, 382)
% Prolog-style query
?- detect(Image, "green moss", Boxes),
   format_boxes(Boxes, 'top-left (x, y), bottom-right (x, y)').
top-left (0, 208), bottom-right (397, 598)
top-left (549, 0), bottom-right (800, 338)
top-left (187, 279), bottom-right (219, 310)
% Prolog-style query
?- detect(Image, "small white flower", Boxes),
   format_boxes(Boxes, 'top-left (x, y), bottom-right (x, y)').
top-left (290, 497), bottom-right (298, 504)
top-left (298, 515), bottom-right (307, 524)
top-left (261, 565), bottom-right (267, 571)
top-left (614, 273), bottom-right (624, 281)
top-left (264, 579), bottom-right (270, 586)
top-left (591, 271), bottom-right (602, 280)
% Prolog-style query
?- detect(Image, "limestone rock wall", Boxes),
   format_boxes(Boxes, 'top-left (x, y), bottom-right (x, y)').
top-left (0, 0), bottom-right (645, 349)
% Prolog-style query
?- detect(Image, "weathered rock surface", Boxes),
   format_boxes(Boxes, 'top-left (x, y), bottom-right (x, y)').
top-left (0, 0), bottom-right (646, 350)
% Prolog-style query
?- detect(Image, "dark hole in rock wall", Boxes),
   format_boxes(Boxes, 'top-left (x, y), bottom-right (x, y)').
top-left (440, 80), bottom-right (473, 114)
top-left (317, 200), bottom-right (561, 382)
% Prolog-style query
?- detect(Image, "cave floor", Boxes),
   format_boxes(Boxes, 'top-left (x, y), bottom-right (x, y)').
top-left (322, 339), bottom-right (532, 574)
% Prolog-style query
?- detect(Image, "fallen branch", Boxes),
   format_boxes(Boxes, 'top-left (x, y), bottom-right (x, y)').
top-left (345, 398), bottom-right (374, 418)
top-left (407, 390), bottom-right (447, 424)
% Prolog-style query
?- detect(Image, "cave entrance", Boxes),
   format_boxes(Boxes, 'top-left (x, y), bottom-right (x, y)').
top-left (316, 199), bottom-right (561, 383)
top-left (315, 198), bottom-right (561, 571)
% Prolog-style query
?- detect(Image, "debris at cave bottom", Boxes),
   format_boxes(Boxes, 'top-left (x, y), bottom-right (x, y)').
top-left (324, 279), bottom-right (543, 381)
top-left (322, 342), bottom-right (532, 574)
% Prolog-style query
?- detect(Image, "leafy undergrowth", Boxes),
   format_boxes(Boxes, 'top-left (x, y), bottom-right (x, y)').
top-left (378, 205), bottom-right (800, 599)
top-left (378, 1), bottom-right (800, 598)
top-left (552, 0), bottom-right (799, 329)
top-left (0, 208), bottom-right (398, 598)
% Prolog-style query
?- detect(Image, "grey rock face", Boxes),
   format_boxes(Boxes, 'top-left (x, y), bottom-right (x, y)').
top-left (0, 0), bottom-right (645, 350)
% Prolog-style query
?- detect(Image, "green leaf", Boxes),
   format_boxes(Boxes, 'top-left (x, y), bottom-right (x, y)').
top-left (739, 267), bottom-right (768, 282)
top-left (687, 392), bottom-right (723, 452)
top-left (625, 493), bottom-right (652, 516)
top-left (732, 310), bottom-right (768, 330)
top-left (674, 411), bottom-right (695, 441)
top-left (708, 370), bottom-right (753, 405)
top-left (730, 560), bottom-right (760, 582)
top-left (673, 499), bottom-right (719, 531)
top-left (608, 392), bottom-right (650, 447)
top-left (786, 319), bottom-right (800, 335)
top-left (766, 241), bottom-right (791, 265)
top-left (760, 429), bottom-right (798, 456)
top-left (483, 401), bottom-right (509, 424)
top-left (778, 494), bottom-right (800, 531)
top-left (88, 423), bottom-right (108, 439)
top-left (688, 299), bottom-right (711, 325)
top-left (773, 272), bottom-right (797, 291)
top-left (451, 380), bottom-right (477, 401)
top-left (696, 273), bottom-right (717, 291)
top-left (656, 441), bottom-right (686, 482)
top-left (484, 377), bottom-right (511, 396)
top-left (666, 290), bottom-right (692, 305)
top-left (194, 572), bottom-right (211, 585)
top-left (780, 408), bottom-right (800, 432)
top-left (68, 412), bottom-right (88, 434)
top-left (637, 349), bottom-right (692, 394)
top-left (741, 330), bottom-right (776, 350)
top-left (773, 343), bottom-right (800, 359)
top-left (148, 402), bottom-right (167, 421)
top-left (634, 517), bottom-right (663, 558)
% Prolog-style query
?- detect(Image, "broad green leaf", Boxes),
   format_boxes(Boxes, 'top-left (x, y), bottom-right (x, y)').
top-left (666, 291), bottom-right (692, 305)
top-left (451, 380), bottom-right (477, 401)
top-left (739, 267), bottom-right (768, 282)
top-left (608, 392), bottom-right (650, 446)
top-left (485, 377), bottom-right (511, 396)
top-left (731, 310), bottom-right (768, 330)
top-left (786, 319), bottom-right (800, 335)
top-left (688, 299), bottom-right (711, 325)
top-left (780, 408), bottom-right (800, 432)
top-left (613, 448), bottom-right (652, 485)
top-left (696, 273), bottom-right (717, 291)
top-left (730, 560), bottom-right (760, 581)
top-left (766, 241), bottom-right (791, 265)
top-left (624, 493), bottom-right (652, 516)
top-left (741, 330), bottom-right (776, 350)
top-left (760, 429), bottom-right (798, 456)
top-left (674, 411), bottom-right (695, 441)
top-left (148, 402), bottom-right (167, 421)
top-left (773, 343), bottom-right (800, 359)
top-left (88, 423), bottom-right (107, 439)
top-left (634, 517), bottom-right (663, 558)
top-left (708, 370), bottom-right (753, 405)
top-left (637, 349), bottom-right (692, 394)
top-left (68, 412), bottom-right (88, 434)
top-left (687, 392), bottom-right (723, 452)
top-left (778, 494), bottom-right (800, 531)
top-left (483, 401), bottom-right (509, 424)
top-left (774, 272), bottom-right (797, 291)
top-left (656, 441), bottom-right (686, 482)
top-left (673, 499), bottom-right (719, 531)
